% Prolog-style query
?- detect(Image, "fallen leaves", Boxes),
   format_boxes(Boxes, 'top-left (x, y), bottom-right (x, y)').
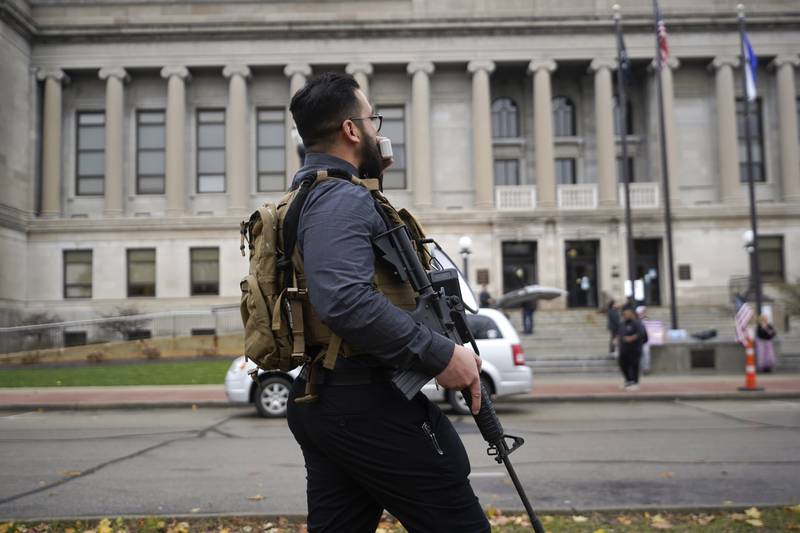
top-left (745, 507), bottom-right (762, 519)
top-left (572, 515), bottom-right (588, 523)
top-left (58, 470), bottom-right (82, 478)
top-left (746, 519), bottom-right (764, 528)
top-left (650, 513), bottom-right (673, 529)
top-left (657, 471), bottom-right (674, 479)
top-left (246, 494), bottom-right (265, 501)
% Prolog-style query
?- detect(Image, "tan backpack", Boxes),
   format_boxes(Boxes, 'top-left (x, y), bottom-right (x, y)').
top-left (239, 168), bottom-right (427, 390)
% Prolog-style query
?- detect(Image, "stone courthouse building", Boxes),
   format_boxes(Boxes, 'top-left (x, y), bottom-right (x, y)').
top-left (1, 0), bottom-right (799, 324)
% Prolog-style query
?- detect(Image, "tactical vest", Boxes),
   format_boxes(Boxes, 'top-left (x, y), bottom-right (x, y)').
top-left (239, 168), bottom-right (430, 401)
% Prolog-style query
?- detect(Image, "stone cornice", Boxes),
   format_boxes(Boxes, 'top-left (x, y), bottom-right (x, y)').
top-left (19, 201), bottom-right (800, 235)
top-left (0, 0), bottom-right (36, 41)
top-left (0, 204), bottom-right (31, 233)
top-left (25, 13), bottom-right (800, 44)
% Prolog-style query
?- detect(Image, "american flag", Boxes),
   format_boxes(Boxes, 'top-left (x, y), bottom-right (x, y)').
top-left (734, 295), bottom-right (754, 345)
top-left (655, 2), bottom-right (670, 69)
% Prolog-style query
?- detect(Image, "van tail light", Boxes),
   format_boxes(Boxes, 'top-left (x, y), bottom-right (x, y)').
top-left (512, 343), bottom-right (526, 366)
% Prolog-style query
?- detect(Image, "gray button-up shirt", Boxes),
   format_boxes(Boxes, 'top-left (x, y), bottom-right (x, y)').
top-left (292, 152), bottom-right (454, 376)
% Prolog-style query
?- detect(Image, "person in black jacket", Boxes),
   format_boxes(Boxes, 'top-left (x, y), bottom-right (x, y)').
top-left (285, 73), bottom-right (490, 533)
top-left (616, 307), bottom-right (647, 390)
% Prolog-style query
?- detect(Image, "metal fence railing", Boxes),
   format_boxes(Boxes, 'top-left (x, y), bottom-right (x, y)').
top-left (0, 305), bottom-right (242, 355)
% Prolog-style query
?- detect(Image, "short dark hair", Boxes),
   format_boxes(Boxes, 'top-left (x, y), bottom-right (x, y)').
top-left (289, 72), bottom-right (361, 150)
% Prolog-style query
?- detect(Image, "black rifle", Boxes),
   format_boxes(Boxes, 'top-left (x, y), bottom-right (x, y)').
top-left (373, 224), bottom-right (545, 533)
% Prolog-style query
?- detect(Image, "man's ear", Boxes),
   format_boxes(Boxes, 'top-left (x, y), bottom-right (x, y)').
top-left (342, 119), bottom-right (361, 144)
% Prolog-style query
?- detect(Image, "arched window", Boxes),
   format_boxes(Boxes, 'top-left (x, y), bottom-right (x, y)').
top-left (552, 96), bottom-right (576, 137)
top-left (613, 96), bottom-right (634, 136)
top-left (491, 98), bottom-right (519, 138)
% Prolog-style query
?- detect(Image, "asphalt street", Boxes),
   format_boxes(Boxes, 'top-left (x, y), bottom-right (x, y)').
top-left (0, 398), bottom-right (799, 521)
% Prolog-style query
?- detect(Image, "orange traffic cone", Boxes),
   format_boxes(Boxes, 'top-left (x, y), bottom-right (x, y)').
top-left (738, 337), bottom-right (764, 392)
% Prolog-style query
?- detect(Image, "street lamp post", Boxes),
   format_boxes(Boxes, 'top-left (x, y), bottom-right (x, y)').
top-left (459, 235), bottom-right (472, 284)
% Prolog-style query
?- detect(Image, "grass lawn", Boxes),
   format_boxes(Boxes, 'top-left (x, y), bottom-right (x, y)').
top-left (0, 359), bottom-right (233, 387)
top-left (2, 507), bottom-right (800, 532)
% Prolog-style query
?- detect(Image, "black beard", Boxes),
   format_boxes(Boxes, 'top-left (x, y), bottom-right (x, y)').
top-left (358, 136), bottom-right (384, 181)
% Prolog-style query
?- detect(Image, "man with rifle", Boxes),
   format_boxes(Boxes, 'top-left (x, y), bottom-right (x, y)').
top-left (285, 72), bottom-right (490, 532)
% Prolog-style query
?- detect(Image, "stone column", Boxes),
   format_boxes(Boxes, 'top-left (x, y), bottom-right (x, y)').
top-left (528, 60), bottom-right (557, 208)
top-left (160, 66), bottom-right (190, 217)
top-left (590, 58), bottom-right (617, 207)
top-left (37, 68), bottom-right (69, 218)
top-left (284, 63), bottom-right (312, 182)
top-left (98, 67), bottom-right (129, 217)
top-left (651, 57), bottom-right (682, 205)
top-left (407, 61), bottom-right (435, 209)
top-left (223, 65), bottom-right (251, 216)
top-left (346, 62), bottom-right (373, 98)
top-left (711, 56), bottom-right (743, 204)
top-left (467, 60), bottom-right (496, 209)
top-left (771, 55), bottom-right (800, 202)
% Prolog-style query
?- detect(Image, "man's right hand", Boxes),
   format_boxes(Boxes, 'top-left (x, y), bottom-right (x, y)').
top-left (435, 344), bottom-right (482, 415)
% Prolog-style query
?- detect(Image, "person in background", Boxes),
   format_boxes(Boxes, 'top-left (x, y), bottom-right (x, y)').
top-left (616, 307), bottom-right (647, 391)
top-left (606, 300), bottom-right (620, 356)
top-left (521, 299), bottom-right (536, 335)
top-left (479, 284), bottom-right (493, 308)
top-left (636, 305), bottom-right (651, 374)
top-left (755, 315), bottom-right (778, 372)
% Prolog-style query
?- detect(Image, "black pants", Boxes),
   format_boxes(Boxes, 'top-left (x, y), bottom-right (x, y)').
top-left (618, 349), bottom-right (640, 384)
top-left (287, 378), bottom-right (490, 533)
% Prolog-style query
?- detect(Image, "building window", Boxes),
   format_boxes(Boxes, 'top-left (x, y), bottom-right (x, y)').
top-left (64, 250), bottom-right (92, 299)
top-left (613, 96), bottom-right (634, 136)
top-left (76, 111), bottom-right (105, 196)
top-left (616, 156), bottom-right (635, 183)
top-left (555, 158), bottom-right (577, 185)
top-left (190, 247), bottom-right (219, 295)
top-left (491, 98), bottom-right (519, 138)
top-left (256, 109), bottom-right (286, 192)
top-left (736, 98), bottom-right (765, 182)
top-left (136, 110), bottom-right (166, 194)
top-left (494, 159), bottom-right (520, 186)
top-left (381, 106), bottom-right (407, 189)
top-left (758, 236), bottom-right (784, 282)
top-left (552, 96), bottom-right (576, 137)
top-left (197, 109), bottom-right (226, 193)
top-left (127, 249), bottom-right (156, 297)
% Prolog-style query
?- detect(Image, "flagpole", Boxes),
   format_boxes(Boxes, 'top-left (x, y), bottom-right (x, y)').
top-left (652, 0), bottom-right (679, 330)
top-left (613, 5), bottom-right (636, 299)
top-left (737, 4), bottom-right (763, 316)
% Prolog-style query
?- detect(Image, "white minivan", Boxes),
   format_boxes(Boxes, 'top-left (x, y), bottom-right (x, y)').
top-left (224, 307), bottom-right (532, 417)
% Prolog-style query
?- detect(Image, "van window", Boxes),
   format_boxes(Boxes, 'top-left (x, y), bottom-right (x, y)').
top-left (466, 315), bottom-right (503, 340)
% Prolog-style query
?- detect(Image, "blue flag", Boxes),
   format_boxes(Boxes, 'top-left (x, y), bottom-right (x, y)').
top-left (742, 32), bottom-right (758, 101)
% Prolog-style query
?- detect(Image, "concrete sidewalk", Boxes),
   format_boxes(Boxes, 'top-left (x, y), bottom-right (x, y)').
top-left (0, 374), bottom-right (799, 410)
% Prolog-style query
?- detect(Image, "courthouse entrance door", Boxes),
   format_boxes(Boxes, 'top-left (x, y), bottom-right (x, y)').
top-left (634, 239), bottom-right (662, 305)
top-left (502, 241), bottom-right (537, 295)
top-left (565, 240), bottom-right (599, 308)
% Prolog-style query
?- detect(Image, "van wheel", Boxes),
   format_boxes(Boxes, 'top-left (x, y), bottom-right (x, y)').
top-left (255, 375), bottom-right (292, 418)
top-left (447, 375), bottom-right (493, 416)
